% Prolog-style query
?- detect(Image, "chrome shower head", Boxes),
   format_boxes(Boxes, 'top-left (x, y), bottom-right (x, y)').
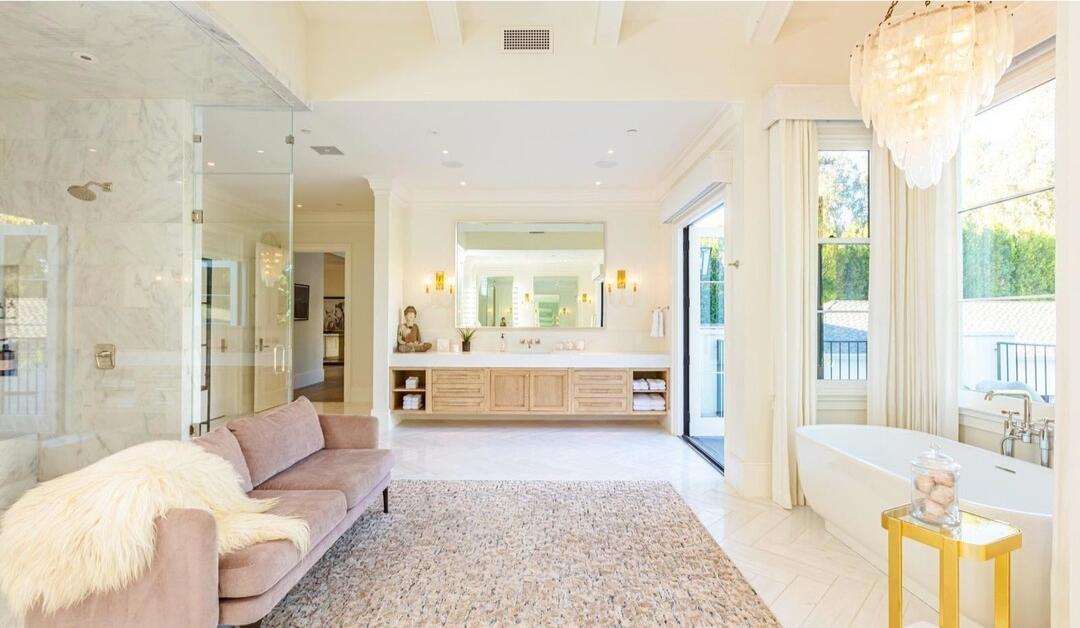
top-left (67, 181), bottom-right (112, 202)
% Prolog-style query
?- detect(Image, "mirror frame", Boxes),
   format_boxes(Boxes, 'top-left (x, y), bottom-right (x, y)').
top-left (454, 220), bottom-right (607, 330)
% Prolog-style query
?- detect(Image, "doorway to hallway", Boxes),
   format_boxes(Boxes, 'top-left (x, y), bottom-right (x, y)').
top-left (682, 205), bottom-right (725, 470)
top-left (293, 251), bottom-right (347, 403)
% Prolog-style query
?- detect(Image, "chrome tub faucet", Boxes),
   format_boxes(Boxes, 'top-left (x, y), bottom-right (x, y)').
top-left (985, 389), bottom-right (1054, 468)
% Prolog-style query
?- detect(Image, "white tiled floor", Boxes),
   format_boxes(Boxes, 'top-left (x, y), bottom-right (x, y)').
top-left (333, 415), bottom-right (942, 628)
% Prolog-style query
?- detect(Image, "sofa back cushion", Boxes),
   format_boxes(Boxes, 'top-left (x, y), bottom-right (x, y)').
top-left (194, 427), bottom-right (254, 492)
top-left (226, 396), bottom-right (326, 486)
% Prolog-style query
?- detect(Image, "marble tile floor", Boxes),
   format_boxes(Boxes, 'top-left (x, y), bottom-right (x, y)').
top-left (308, 411), bottom-right (944, 628)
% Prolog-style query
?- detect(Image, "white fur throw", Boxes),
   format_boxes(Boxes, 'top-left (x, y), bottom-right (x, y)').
top-left (0, 440), bottom-right (310, 616)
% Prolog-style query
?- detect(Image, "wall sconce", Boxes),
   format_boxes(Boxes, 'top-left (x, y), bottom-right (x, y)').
top-left (523, 292), bottom-right (532, 303)
top-left (259, 247), bottom-right (286, 287)
top-left (425, 271), bottom-right (453, 307)
top-left (606, 269), bottom-right (638, 307)
top-left (580, 292), bottom-right (591, 304)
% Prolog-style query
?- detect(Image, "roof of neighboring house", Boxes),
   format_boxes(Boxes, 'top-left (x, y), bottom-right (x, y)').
top-left (820, 299), bottom-right (1056, 346)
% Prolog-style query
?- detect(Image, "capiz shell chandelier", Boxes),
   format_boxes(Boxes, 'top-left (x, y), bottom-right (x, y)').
top-left (849, 1), bottom-right (1014, 189)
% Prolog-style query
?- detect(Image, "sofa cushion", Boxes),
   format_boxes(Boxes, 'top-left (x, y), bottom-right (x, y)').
top-left (218, 490), bottom-right (346, 599)
top-left (257, 449), bottom-right (393, 509)
top-left (227, 397), bottom-right (326, 486)
top-left (193, 427), bottom-right (253, 492)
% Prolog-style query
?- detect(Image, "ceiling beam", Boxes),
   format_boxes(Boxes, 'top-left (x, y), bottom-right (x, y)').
top-left (592, 1), bottom-right (624, 48)
top-left (746, 0), bottom-right (793, 45)
top-left (427, 1), bottom-right (463, 47)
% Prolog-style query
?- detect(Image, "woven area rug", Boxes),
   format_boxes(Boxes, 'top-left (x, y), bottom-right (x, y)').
top-left (263, 480), bottom-right (779, 627)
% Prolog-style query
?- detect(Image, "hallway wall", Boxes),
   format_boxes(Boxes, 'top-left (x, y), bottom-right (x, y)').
top-left (292, 252), bottom-right (324, 389)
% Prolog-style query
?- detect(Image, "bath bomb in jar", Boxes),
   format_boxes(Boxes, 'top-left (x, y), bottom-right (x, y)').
top-left (929, 484), bottom-right (956, 506)
top-left (930, 470), bottom-right (955, 487)
top-left (921, 499), bottom-right (946, 523)
top-left (914, 474), bottom-right (936, 494)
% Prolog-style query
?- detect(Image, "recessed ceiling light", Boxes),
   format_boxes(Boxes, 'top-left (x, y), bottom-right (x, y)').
top-left (296, 204), bottom-right (303, 208)
top-left (256, 149), bottom-right (264, 154)
top-left (607, 149), bottom-right (615, 155)
top-left (595, 160), bottom-right (617, 169)
top-left (626, 128), bottom-right (638, 135)
top-left (441, 149), bottom-right (450, 155)
top-left (441, 160), bottom-right (464, 169)
top-left (594, 180), bottom-right (603, 186)
top-left (459, 180), bottom-right (467, 187)
top-left (71, 51), bottom-right (98, 64)
top-left (206, 161), bottom-right (216, 167)
top-left (87, 147), bottom-right (97, 153)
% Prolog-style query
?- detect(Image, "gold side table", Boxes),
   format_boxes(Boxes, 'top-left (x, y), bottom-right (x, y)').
top-left (881, 504), bottom-right (1021, 628)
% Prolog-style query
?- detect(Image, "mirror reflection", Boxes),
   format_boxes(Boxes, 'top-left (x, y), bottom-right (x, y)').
top-left (456, 222), bottom-right (605, 328)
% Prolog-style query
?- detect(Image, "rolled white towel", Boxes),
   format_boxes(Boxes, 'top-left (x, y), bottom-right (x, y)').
top-left (646, 378), bottom-right (666, 391)
top-left (632, 379), bottom-right (650, 391)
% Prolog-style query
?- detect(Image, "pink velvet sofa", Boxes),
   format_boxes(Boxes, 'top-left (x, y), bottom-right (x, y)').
top-left (25, 397), bottom-right (393, 628)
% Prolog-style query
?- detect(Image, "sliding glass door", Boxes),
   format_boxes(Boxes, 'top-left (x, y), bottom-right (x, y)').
top-left (683, 205), bottom-right (726, 470)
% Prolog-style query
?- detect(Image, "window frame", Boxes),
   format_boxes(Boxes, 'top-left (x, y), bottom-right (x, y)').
top-left (956, 62), bottom-right (1056, 419)
top-left (816, 125), bottom-right (873, 393)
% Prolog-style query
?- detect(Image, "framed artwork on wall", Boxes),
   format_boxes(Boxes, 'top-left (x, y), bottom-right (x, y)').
top-left (324, 297), bottom-right (345, 333)
top-left (294, 283), bottom-right (310, 321)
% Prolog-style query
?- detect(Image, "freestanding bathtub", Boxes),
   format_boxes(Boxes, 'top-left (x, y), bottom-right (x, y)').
top-left (796, 424), bottom-right (1052, 628)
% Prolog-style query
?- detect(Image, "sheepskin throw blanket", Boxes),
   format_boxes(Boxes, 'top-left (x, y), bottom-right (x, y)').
top-left (0, 440), bottom-right (310, 616)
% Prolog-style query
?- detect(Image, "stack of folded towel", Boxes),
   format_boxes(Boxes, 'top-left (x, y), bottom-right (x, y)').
top-left (632, 393), bottom-right (666, 412)
top-left (632, 378), bottom-right (667, 392)
top-left (401, 393), bottom-right (423, 410)
top-left (404, 376), bottom-right (420, 390)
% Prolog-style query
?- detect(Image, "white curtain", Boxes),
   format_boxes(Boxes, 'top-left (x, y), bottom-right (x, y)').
top-left (769, 120), bottom-right (817, 509)
top-left (1053, 5), bottom-right (1080, 624)
top-left (867, 144), bottom-right (958, 436)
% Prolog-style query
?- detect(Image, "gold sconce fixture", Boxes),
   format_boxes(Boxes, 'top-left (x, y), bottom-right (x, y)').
top-left (607, 269), bottom-right (638, 307)
top-left (425, 271), bottom-right (453, 306)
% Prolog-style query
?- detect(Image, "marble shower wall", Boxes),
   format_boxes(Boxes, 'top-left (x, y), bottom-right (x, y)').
top-left (0, 97), bottom-right (194, 481)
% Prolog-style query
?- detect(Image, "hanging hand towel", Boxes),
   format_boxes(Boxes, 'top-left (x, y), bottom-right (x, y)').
top-left (650, 308), bottom-right (665, 338)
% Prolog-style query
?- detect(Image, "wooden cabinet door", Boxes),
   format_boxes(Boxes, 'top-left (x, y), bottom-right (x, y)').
top-left (489, 369), bottom-right (530, 413)
top-left (529, 369), bottom-right (570, 414)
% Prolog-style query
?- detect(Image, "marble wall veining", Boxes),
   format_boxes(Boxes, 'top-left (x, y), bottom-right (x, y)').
top-left (0, 97), bottom-right (194, 481)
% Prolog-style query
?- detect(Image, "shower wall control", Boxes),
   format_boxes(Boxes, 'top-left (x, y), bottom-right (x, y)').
top-left (94, 344), bottom-right (116, 370)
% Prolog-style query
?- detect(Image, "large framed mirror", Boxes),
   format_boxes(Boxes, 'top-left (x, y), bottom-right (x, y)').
top-left (455, 222), bottom-right (605, 329)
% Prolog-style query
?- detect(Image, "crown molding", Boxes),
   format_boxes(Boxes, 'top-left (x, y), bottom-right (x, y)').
top-left (654, 104), bottom-right (737, 201)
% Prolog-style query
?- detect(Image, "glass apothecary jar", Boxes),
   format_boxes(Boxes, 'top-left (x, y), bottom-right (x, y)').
top-left (911, 443), bottom-right (961, 527)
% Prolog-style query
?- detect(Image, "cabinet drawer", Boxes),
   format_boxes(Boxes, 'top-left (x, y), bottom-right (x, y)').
top-left (572, 369), bottom-right (628, 386)
top-left (431, 396), bottom-right (486, 414)
top-left (572, 384), bottom-right (627, 398)
top-left (432, 369), bottom-right (485, 384)
top-left (432, 382), bottom-right (486, 397)
top-left (573, 396), bottom-right (629, 414)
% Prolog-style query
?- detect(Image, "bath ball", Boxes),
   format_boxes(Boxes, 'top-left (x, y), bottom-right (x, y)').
top-left (930, 470), bottom-right (955, 487)
top-left (914, 475), bottom-right (936, 493)
top-left (929, 484), bottom-right (955, 506)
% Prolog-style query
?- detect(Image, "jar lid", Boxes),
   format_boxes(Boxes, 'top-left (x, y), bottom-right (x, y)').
top-left (912, 442), bottom-right (960, 472)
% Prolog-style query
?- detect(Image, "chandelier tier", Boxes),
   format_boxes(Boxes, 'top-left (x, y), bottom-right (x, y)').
top-left (849, 1), bottom-right (1014, 189)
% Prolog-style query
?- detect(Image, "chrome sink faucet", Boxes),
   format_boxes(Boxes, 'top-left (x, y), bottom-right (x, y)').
top-left (519, 338), bottom-right (541, 349)
top-left (985, 389), bottom-right (1054, 467)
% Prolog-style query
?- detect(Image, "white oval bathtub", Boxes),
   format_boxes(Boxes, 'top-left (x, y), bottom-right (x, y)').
top-left (796, 424), bottom-right (1052, 628)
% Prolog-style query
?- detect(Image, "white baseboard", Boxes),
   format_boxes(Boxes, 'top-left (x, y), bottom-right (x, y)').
top-left (293, 368), bottom-right (325, 390)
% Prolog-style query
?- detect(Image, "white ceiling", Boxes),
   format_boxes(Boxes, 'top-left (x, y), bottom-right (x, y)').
top-left (292, 100), bottom-right (726, 207)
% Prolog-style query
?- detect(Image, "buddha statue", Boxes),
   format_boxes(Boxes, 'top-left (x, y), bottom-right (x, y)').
top-left (396, 305), bottom-right (432, 353)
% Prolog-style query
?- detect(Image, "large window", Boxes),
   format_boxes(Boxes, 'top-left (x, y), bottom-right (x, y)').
top-left (817, 149), bottom-right (870, 380)
top-left (959, 80), bottom-right (1056, 404)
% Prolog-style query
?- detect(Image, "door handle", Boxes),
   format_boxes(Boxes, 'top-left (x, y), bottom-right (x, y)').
top-left (257, 337), bottom-right (265, 351)
top-left (272, 345), bottom-right (281, 373)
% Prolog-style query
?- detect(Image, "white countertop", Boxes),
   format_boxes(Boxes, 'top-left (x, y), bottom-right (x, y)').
top-left (389, 350), bottom-right (669, 369)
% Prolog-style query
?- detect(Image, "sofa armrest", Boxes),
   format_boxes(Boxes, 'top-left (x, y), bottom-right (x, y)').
top-left (25, 509), bottom-right (219, 628)
top-left (318, 413), bottom-right (380, 449)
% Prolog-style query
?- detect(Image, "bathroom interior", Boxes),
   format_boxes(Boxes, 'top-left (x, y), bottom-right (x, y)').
top-left (0, 1), bottom-right (1076, 626)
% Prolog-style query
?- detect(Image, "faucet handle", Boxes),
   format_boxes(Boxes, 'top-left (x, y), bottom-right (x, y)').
top-left (1001, 410), bottom-right (1020, 429)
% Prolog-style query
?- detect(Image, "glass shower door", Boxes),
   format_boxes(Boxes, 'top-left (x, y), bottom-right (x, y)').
top-left (193, 107), bottom-right (293, 430)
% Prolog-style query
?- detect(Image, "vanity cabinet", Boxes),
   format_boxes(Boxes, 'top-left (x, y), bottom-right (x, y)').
top-left (528, 369), bottom-right (570, 414)
top-left (489, 369), bottom-right (531, 413)
top-left (389, 365), bottom-right (667, 418)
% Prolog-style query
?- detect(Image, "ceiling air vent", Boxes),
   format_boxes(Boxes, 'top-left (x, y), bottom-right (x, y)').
top-left (310, 146), bottom-right (344, 156)
top-left (502, 27), bottom-right (552, 54)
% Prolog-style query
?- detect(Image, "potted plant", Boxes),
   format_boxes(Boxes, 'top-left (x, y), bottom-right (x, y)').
top-left (457, 327), bottom-right (477, 352)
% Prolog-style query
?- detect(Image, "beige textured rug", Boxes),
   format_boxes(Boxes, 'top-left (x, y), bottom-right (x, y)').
top-left (263, 480), bottom-right (779, 627)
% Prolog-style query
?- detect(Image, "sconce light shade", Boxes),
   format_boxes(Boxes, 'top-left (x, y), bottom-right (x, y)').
top-left (434, 271), bottom-right (445, 291)
top-left (616, 269), bottom-right (627, 290)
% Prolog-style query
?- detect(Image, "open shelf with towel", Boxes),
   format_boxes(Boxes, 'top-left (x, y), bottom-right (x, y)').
top-left (390, 368), bottom-right (429, 414)
top-left (631, 369), bottom-right (669, 415)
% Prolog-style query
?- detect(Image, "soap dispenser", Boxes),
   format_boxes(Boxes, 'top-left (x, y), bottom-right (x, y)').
top-left (499, 333), bottom-right (506, 353)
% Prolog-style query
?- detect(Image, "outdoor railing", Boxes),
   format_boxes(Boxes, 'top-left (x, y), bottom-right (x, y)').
top-left (996, 341), bottom-right (1055, 402)
top-left (819, 340), bottom-right (868, 380)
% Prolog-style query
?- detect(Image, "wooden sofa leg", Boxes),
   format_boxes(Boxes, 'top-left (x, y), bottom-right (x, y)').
top-left (382, 487), bottom-right (389, 513)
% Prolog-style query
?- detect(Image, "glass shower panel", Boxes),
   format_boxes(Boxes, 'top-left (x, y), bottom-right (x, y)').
top-left (193, 108), bottom-right (293, 431)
